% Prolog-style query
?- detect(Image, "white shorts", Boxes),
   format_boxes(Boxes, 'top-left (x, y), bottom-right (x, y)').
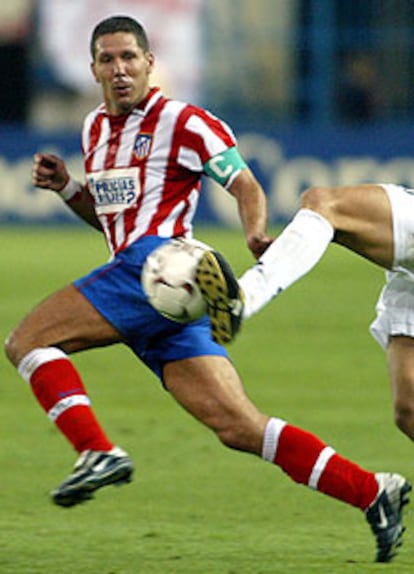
top-left (370, 184), bottom-right (414, 348)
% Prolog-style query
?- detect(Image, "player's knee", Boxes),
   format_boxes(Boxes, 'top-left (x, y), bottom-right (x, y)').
top-left (4, 330), bottom-right (21, 367)
top-left (300, 186), bottom-right (337, 219)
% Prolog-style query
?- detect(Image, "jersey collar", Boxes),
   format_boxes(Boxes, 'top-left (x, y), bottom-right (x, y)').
top-left (133, 87), bottom-right (162, 116)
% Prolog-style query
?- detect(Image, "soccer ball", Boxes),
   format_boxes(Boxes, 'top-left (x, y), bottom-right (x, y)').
top-left (142, 237), bottom-right (209, 322)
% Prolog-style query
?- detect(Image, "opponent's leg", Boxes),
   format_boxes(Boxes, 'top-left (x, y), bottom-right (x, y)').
top-left (387, 335), bottom-right (414, 441)
top-left (239, 207), bottom-right (334, 318)
top-left (307, 184), bottom-right (394, 267)
top-left (5, 284), bottom-right (133, 506)
top-left (239, 184), bottom-right (394, 319)
top-left (164, 355), bottom-right (410, 562)
top-left (198, 184), bottom-right (393, 338)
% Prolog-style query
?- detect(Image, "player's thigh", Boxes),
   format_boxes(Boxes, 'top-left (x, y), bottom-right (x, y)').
top-left (163, 355), bottom-right (268, 452)
top-left (304, 184), bottom-right (394, 267)
top-left (332, 185), bottom-right (394, 267)
top-left (387, 336), bottom-right (414, 409)
top-left (6, 283), bottom-right (122, 363)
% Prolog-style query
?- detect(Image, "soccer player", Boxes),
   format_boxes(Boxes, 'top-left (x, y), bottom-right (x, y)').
top-left (4, 17), bottom-right (409, 563)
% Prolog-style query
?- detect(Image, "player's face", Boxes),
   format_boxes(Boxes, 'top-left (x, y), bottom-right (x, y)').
top-left (91, 32), bottom-right (154, 115)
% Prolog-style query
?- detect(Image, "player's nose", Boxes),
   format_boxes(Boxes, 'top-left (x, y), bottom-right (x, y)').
top-left (113, 57), bottom-right (127, 75)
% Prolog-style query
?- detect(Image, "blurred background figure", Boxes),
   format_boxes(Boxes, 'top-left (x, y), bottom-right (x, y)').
top-left (204, 0), bottom-right (297, 124)
top-left (4, 0), bottom-right (414, 224)
top-left (336, 52), bottom-right (382, 124)
top-left (0, 0), bottom-right (34, 123)
top-left (4, 0), bottom-right (414, 130)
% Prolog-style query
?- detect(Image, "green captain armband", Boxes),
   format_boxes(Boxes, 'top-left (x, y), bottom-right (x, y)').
top-left (203, 147), bottom-right (247, 188)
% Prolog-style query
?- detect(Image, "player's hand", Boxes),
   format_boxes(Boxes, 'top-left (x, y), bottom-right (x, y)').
top-left (32, 153), bottom-right (70, 192)
top-left (247, 234), bottom-right (274, 259)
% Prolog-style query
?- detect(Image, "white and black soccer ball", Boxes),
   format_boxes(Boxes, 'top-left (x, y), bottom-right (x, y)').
top-left (142, 237), bottom-right (210, 322)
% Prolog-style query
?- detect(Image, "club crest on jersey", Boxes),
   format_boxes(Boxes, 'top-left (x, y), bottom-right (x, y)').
top-left (133, 133), bottom-right (152, 160)
top-left (87, 167), bottom-right (141, 215)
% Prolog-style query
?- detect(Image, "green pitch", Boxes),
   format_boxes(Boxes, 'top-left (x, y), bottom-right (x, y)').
top-left (0, 226), bottom-right (412, 573)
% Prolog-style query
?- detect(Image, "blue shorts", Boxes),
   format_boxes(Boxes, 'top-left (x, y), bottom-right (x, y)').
top-left (73, 236), bottom-right (228, 381)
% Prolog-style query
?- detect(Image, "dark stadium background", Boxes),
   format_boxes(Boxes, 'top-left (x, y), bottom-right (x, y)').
top-left (2, 0), bottom-right (414, 226)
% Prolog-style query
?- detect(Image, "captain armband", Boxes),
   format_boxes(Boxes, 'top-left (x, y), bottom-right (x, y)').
top-left (58, 178), bottom-right (83, 201)
top-left (203, 147), bottom-right (247, 188)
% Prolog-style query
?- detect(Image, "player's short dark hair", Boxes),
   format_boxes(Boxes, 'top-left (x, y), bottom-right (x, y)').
top-left (90, 15), bottom-right (150, 59)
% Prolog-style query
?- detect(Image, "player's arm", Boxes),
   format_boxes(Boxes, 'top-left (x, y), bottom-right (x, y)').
top-left (228, 167), bottom-right (273, 258)
top-left (32, 153), bottom-right (102, 231)
top-left (204, 147), bottom-right (273, 259)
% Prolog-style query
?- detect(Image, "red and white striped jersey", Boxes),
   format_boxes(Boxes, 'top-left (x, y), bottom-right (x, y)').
top-left (81, 87), bottom-right (237, 256)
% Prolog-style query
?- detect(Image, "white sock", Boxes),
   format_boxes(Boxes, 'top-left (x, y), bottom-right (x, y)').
top-left (239, 209), bottom-right (334, 318)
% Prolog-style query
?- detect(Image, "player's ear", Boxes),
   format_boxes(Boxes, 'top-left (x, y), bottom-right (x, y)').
top-left (145, 52), bottom-right (155, 74)
top-left (91, 62), bottom-right (100, 84)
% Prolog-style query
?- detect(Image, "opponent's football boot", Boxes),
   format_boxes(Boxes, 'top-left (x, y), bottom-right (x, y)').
top-left (51, 446), bottom-right (133, 507)
top-left (196, 250), bottom-right (244, 345)
top-left (365, 472), bottom-right (411, 562)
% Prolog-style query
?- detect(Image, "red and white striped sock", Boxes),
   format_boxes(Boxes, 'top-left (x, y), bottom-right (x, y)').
top-left (262, 417), bottom-right (378, 510)
top-left (18, 347), bottom-right (113, 453)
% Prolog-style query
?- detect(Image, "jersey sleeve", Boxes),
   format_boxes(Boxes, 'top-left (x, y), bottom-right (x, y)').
top-left (174, 105), bottom-right (241, 175)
